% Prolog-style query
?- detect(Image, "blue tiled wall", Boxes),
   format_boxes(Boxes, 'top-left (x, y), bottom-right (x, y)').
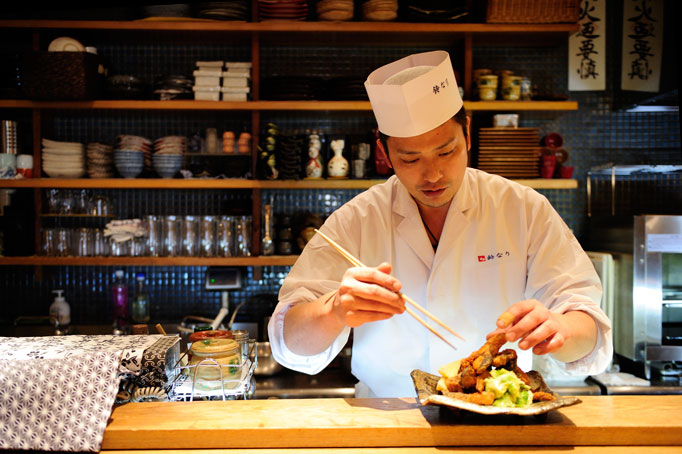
top-left (1, 1), bottom-right (679, 327)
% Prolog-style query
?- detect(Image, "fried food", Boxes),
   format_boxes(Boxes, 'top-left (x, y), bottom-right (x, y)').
top-left (444, 390), bottom-right (496, 406)
top-left (437, 330), bottom-right (555, 406)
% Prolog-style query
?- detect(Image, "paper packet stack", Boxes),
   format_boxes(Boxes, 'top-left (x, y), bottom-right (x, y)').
top-left (222, 62), bottom-right (252, 101)
top-left (192, 61), bottom-right (223, 101)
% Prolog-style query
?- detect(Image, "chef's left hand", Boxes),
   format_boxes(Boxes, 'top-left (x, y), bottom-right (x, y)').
top-left (486, 299), bottom-right (571, 355)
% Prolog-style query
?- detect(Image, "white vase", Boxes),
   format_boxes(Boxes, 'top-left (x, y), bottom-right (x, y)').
top-left (327, 139), bottom-right (348, 178)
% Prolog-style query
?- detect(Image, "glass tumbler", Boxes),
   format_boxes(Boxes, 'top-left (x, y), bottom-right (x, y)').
top-left (216, 216), bottom-right (235, 257)
top-left (145, 215), bottom-right (162, 257)
top-left (198, 215), bottom-right (216, 257)
top-left (235, 215), bottom-right (252, 257)
top-left (41, 228), bottom-right (56, 256)
top-left (92, 228), bottom-right (108, 256)
top-left (162, 215), bottom-right (181, 257)
top-left (74, 227), bottom-right (92, 256)
top-left (109, 237), bottom-right (130, 256)
top-left (54, 228), bottom-right (71, 256)
top-left (181, 215), bottom-right (199, 256)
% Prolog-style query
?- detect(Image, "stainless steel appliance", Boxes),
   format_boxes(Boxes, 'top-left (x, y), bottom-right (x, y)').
top-left (588, 215), bottom-right (682, 378)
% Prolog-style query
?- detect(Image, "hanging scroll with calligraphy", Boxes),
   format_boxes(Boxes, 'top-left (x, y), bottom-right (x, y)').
top-left (621, 0), bottom-right (663, 92)
top-left (569, 0), bottom-right (606, 91)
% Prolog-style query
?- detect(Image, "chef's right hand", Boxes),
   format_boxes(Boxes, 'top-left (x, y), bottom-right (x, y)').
top-left (332, 262), bottom-right (405, 327)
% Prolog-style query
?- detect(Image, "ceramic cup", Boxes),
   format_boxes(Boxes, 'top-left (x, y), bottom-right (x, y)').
top-left (501, 75), bottom-right (522, 101)
top-left (0, 153), bottom-right (16, 178)
top-left (16, 154), bottom-right (33, 178)
top-left (477, 75), bottom-right (498, 101)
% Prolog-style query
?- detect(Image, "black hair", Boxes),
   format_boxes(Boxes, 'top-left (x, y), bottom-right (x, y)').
top-left (377, 107), bottom-right (468, 158)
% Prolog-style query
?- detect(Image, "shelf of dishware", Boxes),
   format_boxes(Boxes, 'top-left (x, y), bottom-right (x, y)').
top-left (0, 177), bottom-right (578, 190)
top-left (0, 255), bottom-right (300, 266)
top-left (0, 100), bottom-right (579, 112)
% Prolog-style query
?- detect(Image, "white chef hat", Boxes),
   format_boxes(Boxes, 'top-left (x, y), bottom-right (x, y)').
top-left (364, 50), bottom-right (462, 138)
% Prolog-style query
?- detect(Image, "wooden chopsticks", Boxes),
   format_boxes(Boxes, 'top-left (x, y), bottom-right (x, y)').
top-left (314, 229), bottom-right (464, 350)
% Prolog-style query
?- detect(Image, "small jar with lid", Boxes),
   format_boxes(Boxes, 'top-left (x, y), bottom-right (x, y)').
top-left (230, 329), bottom-right (250, 362)
top-left (189, 338), bottom-right (242, 390)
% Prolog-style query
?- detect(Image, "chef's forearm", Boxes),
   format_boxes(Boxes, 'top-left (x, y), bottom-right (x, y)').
top-left (550, 310), bottom-right (598, 363)
top-left (283, 290), bottom-right (346, 356)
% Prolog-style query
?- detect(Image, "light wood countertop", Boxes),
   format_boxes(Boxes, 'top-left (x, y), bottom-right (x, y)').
top-left (101, 396), bottom-right (682, 451)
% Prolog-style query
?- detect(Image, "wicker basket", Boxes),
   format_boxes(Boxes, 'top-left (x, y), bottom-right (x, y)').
top-left (485, 0), bottom-right (579, 24)
top-left (21, 51), bottom-right (103, 100)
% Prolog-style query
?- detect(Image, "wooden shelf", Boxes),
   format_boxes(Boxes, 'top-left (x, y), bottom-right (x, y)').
top-left (0, 177), bottom-right (578, 190)
top-left (0, 20), bottom-right (578, 34)
top-left (0, 255), bottom-right (299, 266)
top-left (0, 100), bottom-right (578, 111)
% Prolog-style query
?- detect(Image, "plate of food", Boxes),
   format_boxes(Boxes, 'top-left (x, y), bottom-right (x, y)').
top-left (411, 331), bottom-right (581, 416)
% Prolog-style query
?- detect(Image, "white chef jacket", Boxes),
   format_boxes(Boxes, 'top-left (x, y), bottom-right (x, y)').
top-left (269, 168), bottom-right (613, 398)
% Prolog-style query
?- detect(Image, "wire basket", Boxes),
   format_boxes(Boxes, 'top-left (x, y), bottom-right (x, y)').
top-left (485, 0), bottom-right (579, 24)
top-left (21, 51), bottom-right (103, 100)
top-left (169, 340), bottom-right (257, 401)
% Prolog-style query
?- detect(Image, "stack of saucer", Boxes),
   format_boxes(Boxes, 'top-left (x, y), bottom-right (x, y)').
top-left (41, 138), bottom-right (85, 178)
top-left (477, 127), bottom-right (540, 178)
top-left (116, 135), bottom-right (152, 174)
top-left (316, 0), bottom-right (353, 20)
top-left (86, 142), bottom-right (114, 178)
top-left (259, 0), bottom-right (309, 20)
top-left (360, 0), bottom-right (398, 21)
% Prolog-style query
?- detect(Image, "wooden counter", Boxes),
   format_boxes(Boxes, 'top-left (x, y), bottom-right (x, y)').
top-left (100, 396), bottom-right (682, 452)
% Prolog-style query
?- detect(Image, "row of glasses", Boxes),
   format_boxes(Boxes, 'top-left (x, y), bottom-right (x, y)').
top-left (145, 215), bottom-right (252, 257)
top-left (41, 227), bottom-right (108, 256)
top-left (46, 189), bottom-right (112, 216)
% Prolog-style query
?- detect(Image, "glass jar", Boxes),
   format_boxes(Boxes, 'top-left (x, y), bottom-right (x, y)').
top-left (189, 338), bottom-right (241, 390)
top-left (230, 329), bottom-right (250, 363)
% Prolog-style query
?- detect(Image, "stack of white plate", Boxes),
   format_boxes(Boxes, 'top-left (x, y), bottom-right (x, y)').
top-left (87, 142), bottom-right (114, 178)
top-left (41, 138), bottom-right (85, 178)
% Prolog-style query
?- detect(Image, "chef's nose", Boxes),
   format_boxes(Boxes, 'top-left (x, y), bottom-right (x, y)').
top-left (423, 162), bottom-right (442, 182)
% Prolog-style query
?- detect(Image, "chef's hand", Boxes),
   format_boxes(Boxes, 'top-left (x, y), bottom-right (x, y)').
top-left (486, 299), bottom-right (572, 356)
top-left (332, 262), bottom-right (405, 328)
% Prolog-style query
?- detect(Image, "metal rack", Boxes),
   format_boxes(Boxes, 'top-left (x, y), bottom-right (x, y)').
top-left (587, 165), bottom-right (682, 217)
top-left (169, 340), bottom-right (257, 401)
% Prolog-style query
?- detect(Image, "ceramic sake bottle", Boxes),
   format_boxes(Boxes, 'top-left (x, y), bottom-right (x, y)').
top-left (327, 139), bottom-right (348, 178)
top-left (305, 133), bottom-right (323, 179)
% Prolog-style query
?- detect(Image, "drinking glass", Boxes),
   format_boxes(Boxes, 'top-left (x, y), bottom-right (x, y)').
top-left (41, 228), bottom-right (56, 256)
top-left (74, 227), bottom-right (92, 256)
top-left (182, 215), bottom-right (199, 256)
top-left (145, 215), bottom-right (161, 257)
top-left (162, 215), bottom-right (181, 257)
top-left (216, 216), bottom-right (235, 257)
top-left (235, 215), bottom-right (252, 257)
top-left (92, 228), bottom-right (107, 256)
top-left (109, 237), bottom-right (130, 257)
top-left (198, 215), bottom-right (216, 257)
top-left (54, 228), bottom-right (71, 256)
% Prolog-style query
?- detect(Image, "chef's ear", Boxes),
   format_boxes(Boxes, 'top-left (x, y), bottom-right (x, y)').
top-left (465, 115), bottom-right (472, 152)
top-left (375, 138), bottom-right (393, 169)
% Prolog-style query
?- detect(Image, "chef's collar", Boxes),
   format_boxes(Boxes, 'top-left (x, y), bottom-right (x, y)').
top-left (364, 50), bottom-right (462, 138)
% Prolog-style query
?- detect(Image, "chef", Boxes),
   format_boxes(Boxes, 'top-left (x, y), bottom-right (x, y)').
top-left (268, 50), bottom-right (612, 398)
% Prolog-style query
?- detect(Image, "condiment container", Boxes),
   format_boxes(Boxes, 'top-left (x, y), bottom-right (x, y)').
top-left (189, 338), bottom-right (241, 390)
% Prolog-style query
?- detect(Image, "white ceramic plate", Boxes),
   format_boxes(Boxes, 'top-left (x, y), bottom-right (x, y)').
top-left (47, 37), bottom-right (86, 52)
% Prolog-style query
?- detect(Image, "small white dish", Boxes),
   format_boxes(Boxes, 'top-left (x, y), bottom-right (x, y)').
top-left (47, 37), bottom-right (86, 52)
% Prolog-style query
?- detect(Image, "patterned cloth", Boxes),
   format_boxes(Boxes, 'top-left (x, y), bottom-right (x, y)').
top-left (0, 335), bottom-right (179, 451)
top-left (0, 351), bottom-right (121, 452)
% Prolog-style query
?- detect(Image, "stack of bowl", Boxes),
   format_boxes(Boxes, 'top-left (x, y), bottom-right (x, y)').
top-left (113, 149), bottom-right (144, 178)
top-left (152, 135), bottom-right (185, 178)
